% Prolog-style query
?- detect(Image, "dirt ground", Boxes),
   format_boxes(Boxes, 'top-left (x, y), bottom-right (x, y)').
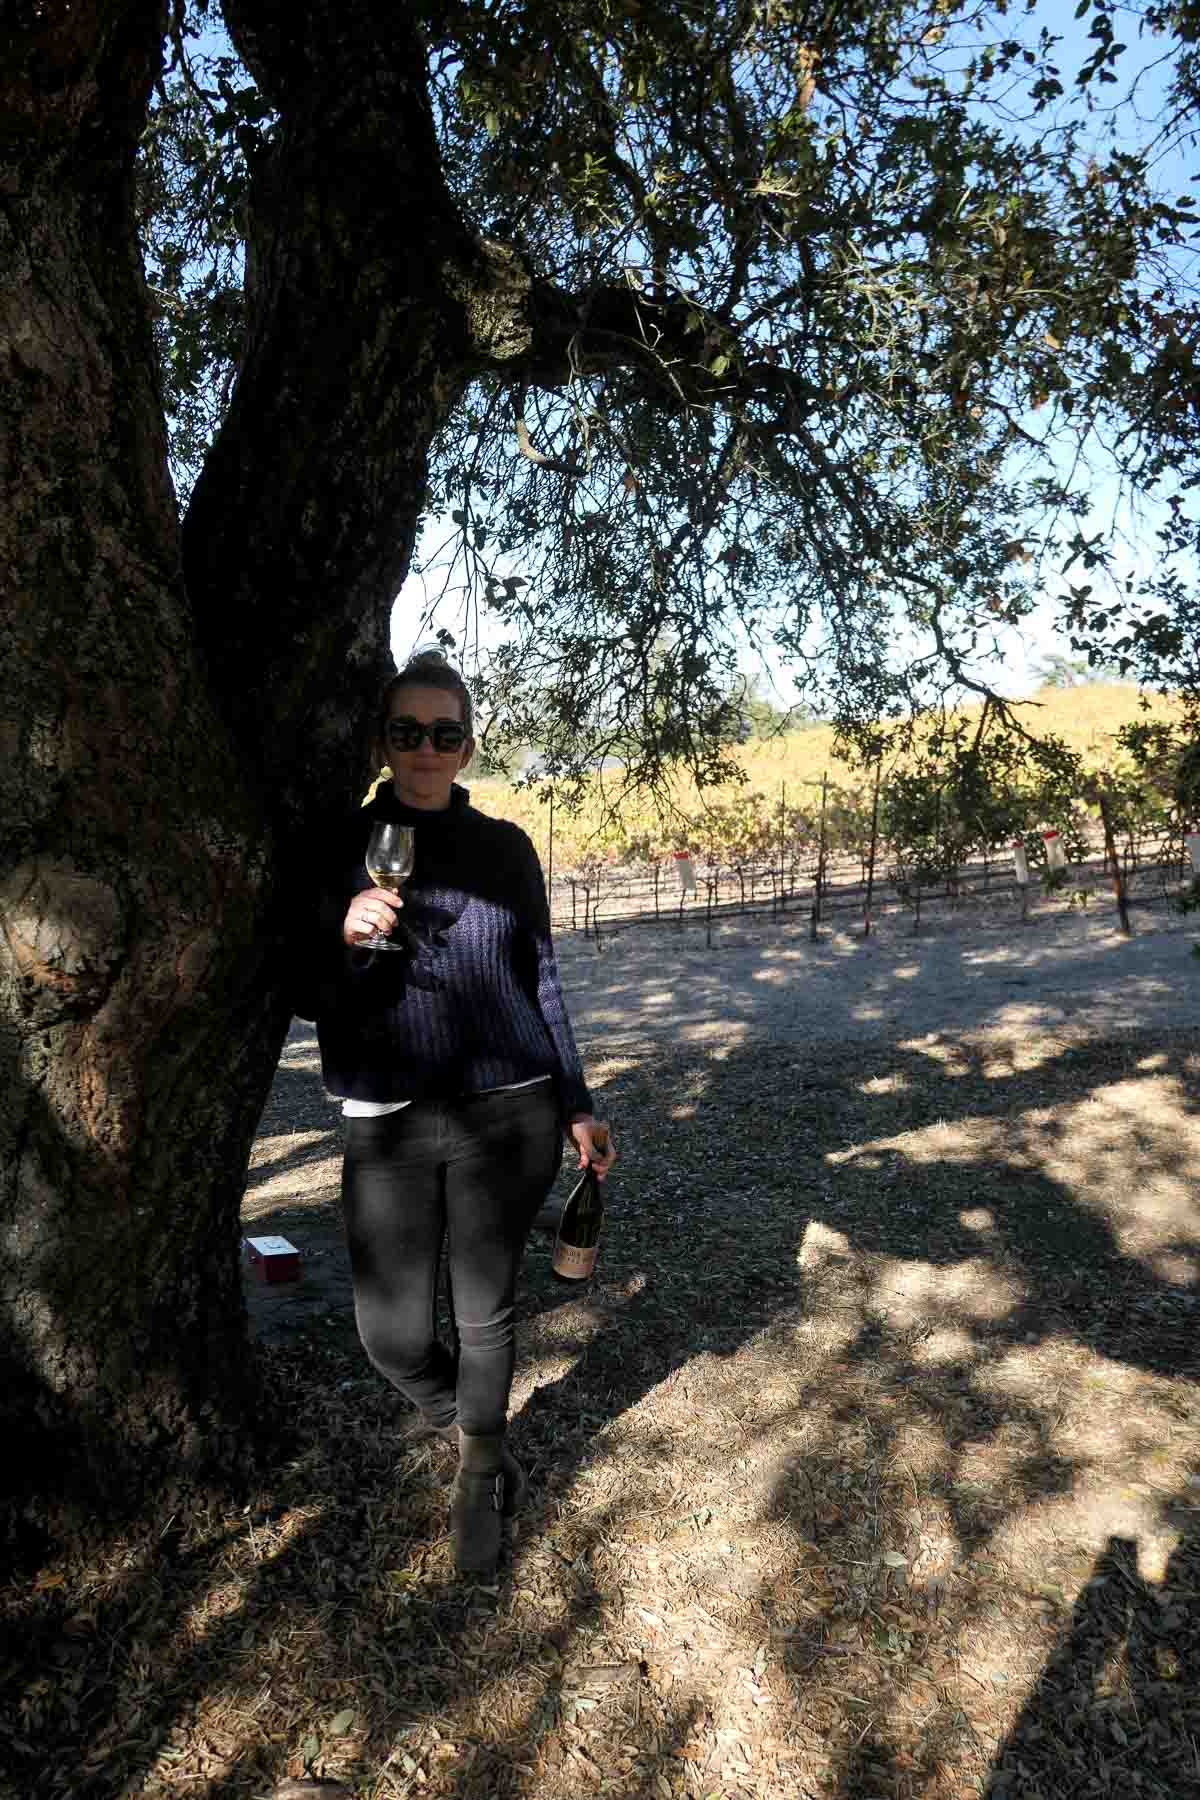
top-left (225, 892), bottom-right (1200, 1799)
top-left (7, 893), bottom-right (1199, 1799)
top-left (240, 888), bottom-right (1200, 1350)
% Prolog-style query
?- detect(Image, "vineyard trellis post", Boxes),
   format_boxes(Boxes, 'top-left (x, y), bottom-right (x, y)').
top-left (812, 771), bottom-right (829, 942)
top-left (1017, 840), bottom-right (1031, 924)
top-left (864, 759), bottom-right (882, 937)
top-left (548, 789), bottom-right (555, 912)
top-left (1097, 790), bottom-right (1133, 936)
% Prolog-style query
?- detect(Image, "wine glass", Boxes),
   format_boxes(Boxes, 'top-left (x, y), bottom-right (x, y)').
top-left (362, 822), bottom-right (415, 951)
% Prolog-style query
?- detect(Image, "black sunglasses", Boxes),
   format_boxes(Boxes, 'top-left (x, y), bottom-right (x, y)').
top-left (386, 716), bottom-right (468, 753)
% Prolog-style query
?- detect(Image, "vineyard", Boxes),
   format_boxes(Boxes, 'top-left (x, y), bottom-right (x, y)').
top-left (539, 812), bottom-right (1198, 947)
top-left (463, 686), bottom-right (1200, 940)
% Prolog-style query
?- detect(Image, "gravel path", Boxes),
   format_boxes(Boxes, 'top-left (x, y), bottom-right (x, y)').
top-left (229, 889), bottom-right (1200, 1800)
top-left (250, 891), bottom-right (1200, 1169)
top-left (555, 892), bottom-right (1200, 1050)
top-left (246, 892), bottom-right (1200, 1202)
top-left (242, 891), bottom-right (1199, 1338)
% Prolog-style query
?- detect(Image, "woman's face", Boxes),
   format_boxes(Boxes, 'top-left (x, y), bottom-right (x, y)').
top-left (381, 683), bottom-right (473, 811)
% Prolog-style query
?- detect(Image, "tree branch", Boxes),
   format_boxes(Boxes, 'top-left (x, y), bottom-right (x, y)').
top-left (513, 394), bottom-right (583, 477)
top-left (181, 1), bottom-right (540, 795)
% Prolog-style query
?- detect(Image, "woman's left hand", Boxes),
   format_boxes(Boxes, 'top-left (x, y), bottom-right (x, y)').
top-left (568, 1116), bottom-right (616, 1180)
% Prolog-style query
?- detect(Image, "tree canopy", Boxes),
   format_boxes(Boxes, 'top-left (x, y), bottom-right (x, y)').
top-left (145, 0), bottom-right (1200, 795)
top-left (6, 0), bottom-right (1200, 1512)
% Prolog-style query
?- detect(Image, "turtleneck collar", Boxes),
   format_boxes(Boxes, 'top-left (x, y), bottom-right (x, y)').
top-left (368, 781), bottom-right (471, 828)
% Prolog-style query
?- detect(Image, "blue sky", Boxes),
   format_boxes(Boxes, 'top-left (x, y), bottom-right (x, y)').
top-left (182, 5), bottom-right (1193, 707)
top-left (390, 7), bottom-right (1195, 706)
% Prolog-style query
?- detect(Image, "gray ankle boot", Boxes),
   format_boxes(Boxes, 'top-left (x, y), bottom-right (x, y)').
top-left (451, 1431), bottom-right (508, 1574)
top-left (435, 1423), bottom-right (527, 1518)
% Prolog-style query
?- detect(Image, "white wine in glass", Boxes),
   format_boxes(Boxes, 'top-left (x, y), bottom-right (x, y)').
top-left (363, 822), bottom-right (415, 951)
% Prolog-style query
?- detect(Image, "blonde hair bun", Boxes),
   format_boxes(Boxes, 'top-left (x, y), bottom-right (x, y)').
top-left (376, 649), bottom-right (475, 739)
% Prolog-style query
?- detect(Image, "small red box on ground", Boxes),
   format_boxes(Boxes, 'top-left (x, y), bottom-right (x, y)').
top-left (243, 1234), bottom-right (302, 1284)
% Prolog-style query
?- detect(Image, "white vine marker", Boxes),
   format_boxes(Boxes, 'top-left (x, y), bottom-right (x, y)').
top-left (673, 850), bottom-right (696, 893)
top-left (1043, 829), bottom-right (1066, 872)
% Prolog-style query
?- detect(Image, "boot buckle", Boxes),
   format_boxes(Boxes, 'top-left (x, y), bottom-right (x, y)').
top-left (490, 1474), bottom-right (504, 1512)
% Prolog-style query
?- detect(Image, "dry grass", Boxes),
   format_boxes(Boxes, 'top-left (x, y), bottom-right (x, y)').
top-left (466, 683), bottom-right (1188, 858)
top-left (4, 1029), bottom-right (1200, 1799)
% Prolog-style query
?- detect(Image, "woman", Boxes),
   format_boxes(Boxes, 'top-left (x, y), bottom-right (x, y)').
top-left (306, 650), bottom-right (614, 1576)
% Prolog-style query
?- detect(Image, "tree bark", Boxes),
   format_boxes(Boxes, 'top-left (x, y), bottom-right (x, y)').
top-left (0, 0), bottom-right (291, 1518)
top-left (183, 0), bottom-right (541, 794)
top-left (0, 0), bottom-right (581, 1521)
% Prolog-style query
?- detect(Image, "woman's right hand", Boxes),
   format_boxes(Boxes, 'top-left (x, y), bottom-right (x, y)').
top-left (342, 887), bottom-right (401, 947)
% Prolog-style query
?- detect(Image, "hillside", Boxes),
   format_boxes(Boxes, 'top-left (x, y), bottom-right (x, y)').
top-left (462, 684), bottom-right (1186, 867)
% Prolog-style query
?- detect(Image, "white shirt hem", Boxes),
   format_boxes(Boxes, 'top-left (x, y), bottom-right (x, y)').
top-left (342, 1074), bottom-right (553, 1118)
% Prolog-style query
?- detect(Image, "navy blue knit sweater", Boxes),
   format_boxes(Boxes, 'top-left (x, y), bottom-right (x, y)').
top-left (300, 783), bottom-right (592, 1119)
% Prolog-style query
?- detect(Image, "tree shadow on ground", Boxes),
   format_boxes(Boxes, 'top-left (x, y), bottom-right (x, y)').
top-left (984, 1521), bottom-right (1200, 1798)
top-left (563, 889), bottom-right (1196, 1052)
top-left (501, 1027), bottom-right (1199, 1794)
top-left (754, 1308), bottom-right (1199, 1795)
top-left (7, 1025), bottom-right (1200, 1796)
top-left (241, 1047), bottom-right (341, 1197)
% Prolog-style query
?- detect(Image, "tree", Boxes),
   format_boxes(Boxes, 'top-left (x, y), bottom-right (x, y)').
top-left (4, 0), bottom-right (1199, 1512)
top-left (1053, 1), bottom-right (1200, 705)
top-left (732, 675), bottom-right (820, 742)
top-left (1033, 652), bottom-right (1127, 689)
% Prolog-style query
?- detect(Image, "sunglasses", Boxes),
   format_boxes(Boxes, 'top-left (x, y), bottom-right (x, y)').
top-left (385, 716), bottom-right (468, 753)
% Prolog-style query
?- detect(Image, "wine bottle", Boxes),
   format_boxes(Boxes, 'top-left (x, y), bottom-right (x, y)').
top-left (551, 1127), bottom-right (609, 1282)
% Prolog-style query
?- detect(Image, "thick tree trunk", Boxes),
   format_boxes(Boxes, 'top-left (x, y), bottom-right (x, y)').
top-left (0, 1), bottom-right (289, 1518)
top-left (184, 0), bottom-right (540, 795)
top-left (1, 0), bottom-right (553, 1521)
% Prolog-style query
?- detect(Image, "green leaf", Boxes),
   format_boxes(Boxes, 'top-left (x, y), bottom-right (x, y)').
top-left (484, 111), bottom-right (499, 138)
top-left (710, 354), bottom-right (730, 377)
top-left (329, 1708), bottom-right (357, 1735)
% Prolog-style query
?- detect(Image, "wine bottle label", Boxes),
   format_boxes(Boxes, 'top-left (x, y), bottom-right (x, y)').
top-left (553, 1238), bottom-right (599, 1279)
